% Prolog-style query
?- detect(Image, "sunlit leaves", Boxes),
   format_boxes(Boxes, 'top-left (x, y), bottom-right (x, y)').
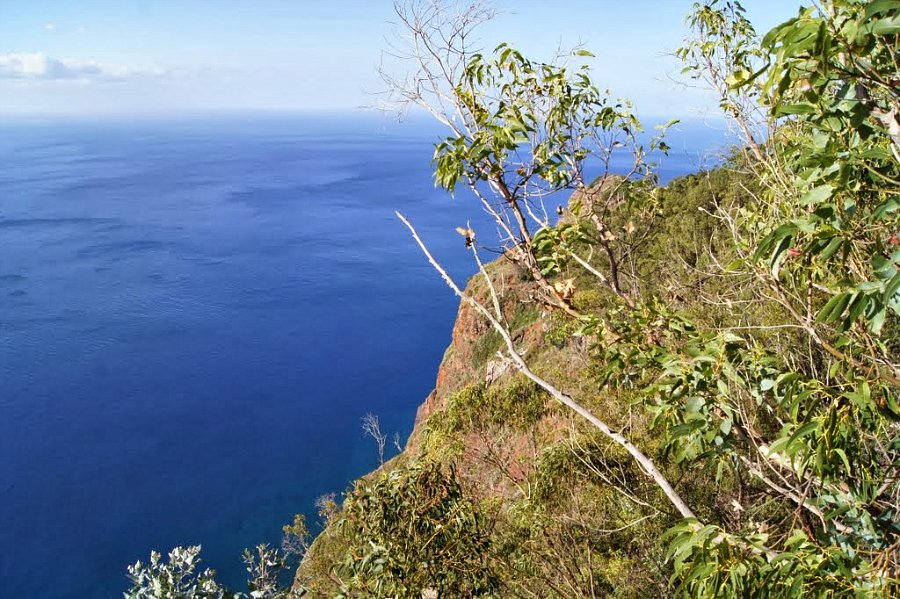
top-left (432, 44), bottom-right (649, 197)
top-left (333, 462), bottom-right (499, 598)
top-left (125, 546), bottom-right (233, 599)
top-left (647, 1), bottom-right (900, 595)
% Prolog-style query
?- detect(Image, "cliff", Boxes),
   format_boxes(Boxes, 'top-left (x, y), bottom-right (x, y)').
top-left (291, 166), bottom-right (791, 597)
top-left (290, 177), bottom-right (708, 596)
top-left (294, 255), bottom-right (599, 595)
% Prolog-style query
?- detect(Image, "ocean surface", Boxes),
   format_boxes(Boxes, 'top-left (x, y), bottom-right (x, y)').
top-left (0, 113), bottom-right (718, 597)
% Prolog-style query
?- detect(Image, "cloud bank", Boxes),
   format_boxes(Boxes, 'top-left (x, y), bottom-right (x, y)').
top-left (0, 53), bottom-right (166, 82)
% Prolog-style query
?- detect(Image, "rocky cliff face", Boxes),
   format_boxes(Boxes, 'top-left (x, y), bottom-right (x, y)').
top-left (411, 258), bottom-right (529, 438)
top-left (402, 256), bottom-right (575, 490)
top-left (293, 173), bottom-right (737, 597)
top-left (295, 253), bottom-right (588, 592)
top-left (302, 185), bottom-right (607, 540)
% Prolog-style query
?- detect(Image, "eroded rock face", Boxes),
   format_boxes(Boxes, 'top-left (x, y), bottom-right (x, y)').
top-left (409, 258), bottom-right (534, 444)
top-left (560, 174), bottom-right (628, 224)
top-left (297, 250), bottom-right (592, 594)
top-left (401, 255), bottom-right (587, 504)
top-left (484, 358), bottom-right (512, 386)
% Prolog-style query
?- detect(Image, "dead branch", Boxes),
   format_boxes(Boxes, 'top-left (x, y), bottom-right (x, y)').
top-left (397, 211), bottom-right (697, 519)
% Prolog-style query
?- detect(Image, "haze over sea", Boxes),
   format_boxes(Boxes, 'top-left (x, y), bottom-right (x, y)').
top-left (0, 113), bottom-right (723, 598)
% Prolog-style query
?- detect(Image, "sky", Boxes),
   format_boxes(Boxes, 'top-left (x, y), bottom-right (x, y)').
top-left (0, 0), bottom-right (804, 119)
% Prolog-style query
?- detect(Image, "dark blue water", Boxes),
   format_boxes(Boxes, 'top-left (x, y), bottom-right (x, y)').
top-left (0, 113), bottom-right (712, 598)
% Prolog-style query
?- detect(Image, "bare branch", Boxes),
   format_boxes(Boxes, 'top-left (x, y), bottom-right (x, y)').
top-left (361, 413), bottom-right (387, 468)
top-left (397, 211), bottom-right (697, 519)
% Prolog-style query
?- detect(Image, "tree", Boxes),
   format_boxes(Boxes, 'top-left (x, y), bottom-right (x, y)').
top-left (382, 0), bottom-right (672, 315)
top-left (657, 1), bottom-right (900, 594)
top-left (385, 0), bottom-right (696, 522)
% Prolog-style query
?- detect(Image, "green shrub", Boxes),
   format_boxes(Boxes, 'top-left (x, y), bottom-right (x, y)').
top-left (332, 461), bottom-right (500, 598)
top-left (431, 377), bottom-right (551, 436)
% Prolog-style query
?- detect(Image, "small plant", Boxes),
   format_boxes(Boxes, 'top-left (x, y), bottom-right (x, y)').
top-left (124, 546), bottom-right (230, 599)
top-left (361, 412), bottom-right (388, 467)
top-left (125, 544), bottom-right (293, 599)
top-left (242, 545), bottom-right (289, 599)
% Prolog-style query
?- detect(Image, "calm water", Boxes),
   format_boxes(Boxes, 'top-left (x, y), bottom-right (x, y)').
top-left (0, 113), bottom-right (713, 597)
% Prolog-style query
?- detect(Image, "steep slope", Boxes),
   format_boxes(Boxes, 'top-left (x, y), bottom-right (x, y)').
top-left (293, 167), bottom-right (760, 597)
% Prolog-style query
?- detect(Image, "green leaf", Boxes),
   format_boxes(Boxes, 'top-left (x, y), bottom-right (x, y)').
top-left (873, 196), bottom-right (899, 219)
top-left (818, 236), bottom-right (843, 261)
top-left (720, 418), bottom-right (733, 436)
top-left (817, 292), bottom-right (851, 323)
top-left (860, 147), bottom-right (891, 161)
top-left (866, 0), bottom-right (900, 19)
top-left (842, 293), bottom-right (867, 330)
top-left (885, 272), bottom-right (900, 305)
top-left (800, 184), bottom-right (834, 206)
top-left (724, 259), bottom-right (745, 272)
top-left (788, 421), bottom-right (820, 446)
top-left (776, 103), bottom-right (818, 116)
top-left (874, 254), bottom-right (898, 279)
top-left (754, 223), bottom-right (798, 262)
top-left (871, 15), bottom-right (900, 35)
top-left (870, 305), bottom-right (888, 334)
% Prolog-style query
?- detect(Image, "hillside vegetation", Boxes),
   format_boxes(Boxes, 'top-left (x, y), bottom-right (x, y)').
top-left (295, 165), bottom-right (765, 597)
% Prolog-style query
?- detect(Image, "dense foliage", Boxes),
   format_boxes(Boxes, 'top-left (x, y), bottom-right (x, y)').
top-left (329, 462), bottom-right (500, 598)
top-left (653, 1), bottom-right (900, 595)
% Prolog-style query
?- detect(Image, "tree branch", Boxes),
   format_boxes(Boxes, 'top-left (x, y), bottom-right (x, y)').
top-left (397, 211), bottom-right (697, 519)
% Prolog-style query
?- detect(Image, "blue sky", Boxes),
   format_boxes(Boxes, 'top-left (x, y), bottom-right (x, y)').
top-left (0, 0), bottom-right (803, 118)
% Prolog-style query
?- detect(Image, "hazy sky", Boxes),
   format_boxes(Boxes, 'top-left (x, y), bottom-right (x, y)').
top-left (0, 0), bottom-right (803, 119)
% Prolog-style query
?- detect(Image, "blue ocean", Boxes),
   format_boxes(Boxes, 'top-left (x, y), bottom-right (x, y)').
top-left (0, 114), bottom-right (717, 597)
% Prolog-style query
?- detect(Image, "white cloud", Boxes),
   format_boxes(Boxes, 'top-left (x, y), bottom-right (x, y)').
top-left (0, 53), bottom-right (167, 82)
top-left (43, 22), bottom-right (57, 32)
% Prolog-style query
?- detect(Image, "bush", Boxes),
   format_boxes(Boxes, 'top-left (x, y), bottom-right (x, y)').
top-left (331, 461), bottom-right (501, 598)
